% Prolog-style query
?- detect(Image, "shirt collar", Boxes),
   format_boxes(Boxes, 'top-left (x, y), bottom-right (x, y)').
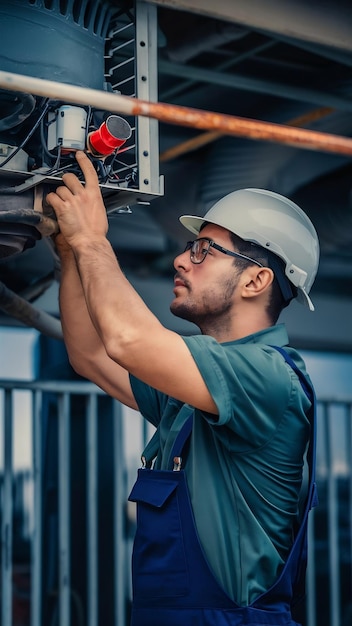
top-left (221, 323), bottom-right (289, 347)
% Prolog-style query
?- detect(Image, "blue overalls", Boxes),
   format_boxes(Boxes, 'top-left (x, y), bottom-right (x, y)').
top-left (128, 347), bottom-right (318, 625)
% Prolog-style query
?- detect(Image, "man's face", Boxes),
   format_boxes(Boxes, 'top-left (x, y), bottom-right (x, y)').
top-left (170, 224), bottom-right (243, 330)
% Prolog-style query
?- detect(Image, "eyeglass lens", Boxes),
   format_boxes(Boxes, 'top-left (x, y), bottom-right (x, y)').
top-left (184, 239), bottom-right (210, 263)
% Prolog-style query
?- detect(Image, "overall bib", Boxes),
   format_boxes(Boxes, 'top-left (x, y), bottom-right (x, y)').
top-left (128, 347), bottom-right (318, 625)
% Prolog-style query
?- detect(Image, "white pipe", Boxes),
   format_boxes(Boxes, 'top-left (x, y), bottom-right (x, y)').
top-left (0, 71), bottom-right (136, 116)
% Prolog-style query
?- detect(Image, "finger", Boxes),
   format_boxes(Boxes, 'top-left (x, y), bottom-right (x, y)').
top-left (54, 185), bottom-right (75, 200)
top-left (46, 185), bottom-right (73, 209)
top-left (45, 187), bottom-right (70, 209)
top-left (46, 190), bottom-right (60, 208)
top-left (61, 171), bottom-right (85, 194)
top-left (75, 151), bottom-right (99, 188)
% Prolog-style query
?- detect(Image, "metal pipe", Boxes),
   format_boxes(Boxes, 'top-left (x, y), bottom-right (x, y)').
top-left (0, 281), bottom-right (63, 340)
top-left (2, 70), bottom-right (352, 157)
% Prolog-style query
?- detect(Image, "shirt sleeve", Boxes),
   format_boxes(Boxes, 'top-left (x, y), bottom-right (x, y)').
top-left (129, 374), bottom-right (168, 427)
top-left (182, 334), bottom-right (296, 447)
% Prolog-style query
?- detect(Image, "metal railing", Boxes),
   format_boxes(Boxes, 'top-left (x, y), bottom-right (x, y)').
top-left (1, 379), bottom-right (352, 626)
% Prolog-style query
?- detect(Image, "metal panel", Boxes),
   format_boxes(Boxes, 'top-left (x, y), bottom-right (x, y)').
top-left (158, 58), bottom-right (352, 112)
top-left (135, 1), bottom-right (163, 197)
top-left (148, 0), bottom-right (352, 54)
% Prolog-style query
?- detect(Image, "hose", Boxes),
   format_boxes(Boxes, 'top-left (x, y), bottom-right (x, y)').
top-left (0, 91), bottom-right (36, 130)
top-left (0, 280), bottom-right (63, 340)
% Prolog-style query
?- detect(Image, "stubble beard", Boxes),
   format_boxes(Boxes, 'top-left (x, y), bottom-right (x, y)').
top-left (170, 272), bottom-right (240, 335)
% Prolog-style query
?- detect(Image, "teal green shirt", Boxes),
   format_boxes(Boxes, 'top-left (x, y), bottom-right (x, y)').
top-left (129, 324), bottom-right (312, 605)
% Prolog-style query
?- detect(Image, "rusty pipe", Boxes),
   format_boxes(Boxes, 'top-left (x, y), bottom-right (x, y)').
top-left (159, 107), bottom-right (336, 162)
top-left (0, 70), bottom-right (352, 157)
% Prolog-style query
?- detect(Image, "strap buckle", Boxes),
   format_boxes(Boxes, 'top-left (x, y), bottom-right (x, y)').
top-left (141, 455), bottom-right (152, 469)
top-left (173, 456), bottom-right (182, 471)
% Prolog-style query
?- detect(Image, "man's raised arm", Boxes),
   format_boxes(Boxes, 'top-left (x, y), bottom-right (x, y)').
top-left (55, 233), bottom-right (138, 410)
top-left (47, 152), bottom-right (217, 415)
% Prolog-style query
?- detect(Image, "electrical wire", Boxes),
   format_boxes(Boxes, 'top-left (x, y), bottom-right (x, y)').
top-left (0, 98), bottom-right (50, 169)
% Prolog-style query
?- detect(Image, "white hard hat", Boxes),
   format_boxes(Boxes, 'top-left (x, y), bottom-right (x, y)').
top-left (180, 188), bottom-right (320, 311)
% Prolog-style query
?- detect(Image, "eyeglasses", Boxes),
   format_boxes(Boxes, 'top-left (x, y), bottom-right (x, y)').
top-left (184, 238), bottom-right (264, 267)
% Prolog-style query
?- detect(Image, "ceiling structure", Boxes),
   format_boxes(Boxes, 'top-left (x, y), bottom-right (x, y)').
top-left (1, 0), bottom-right (352, 350)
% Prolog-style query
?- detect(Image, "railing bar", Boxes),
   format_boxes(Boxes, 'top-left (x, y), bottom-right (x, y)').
top-left (325, 403), bottom-right (341, 626)
top-left (113, 400), bottom-right (126, 626)
top-left (348, 404), bottom-right (352, 588)
top-left (87, 393), bottom-right (98, 626)
top-left (58, 393), bottom-right (71, 626)
top-left (306, 506), bottom-right (317, 626)
top-left (30, 390), bottom-right (43, 626)
top-left (21, 374), bottom-right (352, 400)
top-left (0, 379), bottom-right (106, 394)
top-left (1, 389), bottom-right (13, 626)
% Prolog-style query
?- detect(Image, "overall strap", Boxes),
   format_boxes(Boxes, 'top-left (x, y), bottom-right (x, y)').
top-left (141, 429), bottom-right (160, 468)
top-left (141, 410), bottom-right (194, 469)
top-left (266, 346), bottom-right (318, 610)
top-left (272, 346), bottom-right (313, 402)
top-left (271, 345), bottom-right (318, 508)
top-left (168, 411), bottom-right (194, 470)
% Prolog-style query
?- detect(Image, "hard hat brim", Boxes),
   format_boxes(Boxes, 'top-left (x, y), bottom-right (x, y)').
top-left (179, 214), bottom-right (207, 235)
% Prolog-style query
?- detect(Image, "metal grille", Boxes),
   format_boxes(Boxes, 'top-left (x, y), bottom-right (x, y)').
top-left (101, 0), bottom-right (163, 208)
top-left (1, 379), bottom-right (352, 626)
top-left (104, 6), bottom-right (138, 186)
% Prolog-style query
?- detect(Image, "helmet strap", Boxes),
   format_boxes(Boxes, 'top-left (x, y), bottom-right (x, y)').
top-left (266, 251), bottom-right (297, 306)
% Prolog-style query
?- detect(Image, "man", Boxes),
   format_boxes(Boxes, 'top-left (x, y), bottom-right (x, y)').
top-left (47, 151), bottom-right (319, 626)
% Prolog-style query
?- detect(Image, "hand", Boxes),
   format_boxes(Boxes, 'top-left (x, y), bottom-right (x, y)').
top-left (46, 151), bottom-right (109, 249)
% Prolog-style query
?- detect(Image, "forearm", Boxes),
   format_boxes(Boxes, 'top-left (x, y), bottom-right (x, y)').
top-left (57, 239), bottom-right (138, 408)
top-left (58, 243), bottom-right (105, 375)
top-left (71, 236), bottom-right (162, 366)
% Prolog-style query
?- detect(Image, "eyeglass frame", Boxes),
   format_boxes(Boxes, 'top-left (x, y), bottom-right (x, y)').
top-left (184, 238), bottom-right (264, 267)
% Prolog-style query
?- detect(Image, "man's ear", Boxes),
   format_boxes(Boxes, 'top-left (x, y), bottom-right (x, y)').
top-left (241, 267), bottom-right (274, 299)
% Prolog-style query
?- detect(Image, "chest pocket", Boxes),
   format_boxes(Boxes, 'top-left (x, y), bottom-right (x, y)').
top-left (128, 471), bottom-right (190, 599)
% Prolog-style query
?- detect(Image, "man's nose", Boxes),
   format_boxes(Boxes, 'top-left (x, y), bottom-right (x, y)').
top-left (174, 248), bottom-right (190, 271)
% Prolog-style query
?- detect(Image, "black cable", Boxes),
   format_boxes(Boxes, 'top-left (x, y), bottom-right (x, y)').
top-left (0, 99), bottom-right (50, 169)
